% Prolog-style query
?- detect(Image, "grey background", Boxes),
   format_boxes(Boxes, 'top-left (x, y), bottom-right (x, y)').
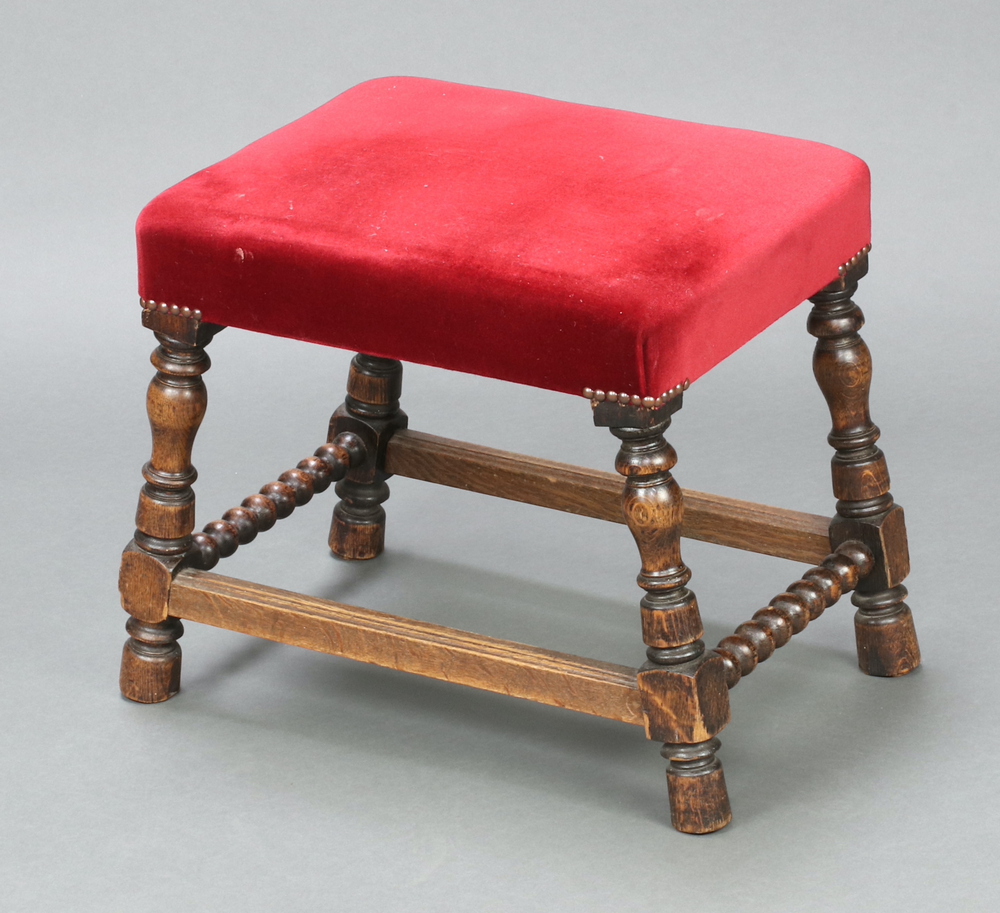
top-left (2, 1), bottom-right (997, 909)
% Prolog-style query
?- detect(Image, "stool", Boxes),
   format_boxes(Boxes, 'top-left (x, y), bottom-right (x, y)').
top-left (119, 77), bottom-right (920, 834)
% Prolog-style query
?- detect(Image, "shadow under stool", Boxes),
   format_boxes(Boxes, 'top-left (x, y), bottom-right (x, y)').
top-left (119, 77), bottom-right (920, 834)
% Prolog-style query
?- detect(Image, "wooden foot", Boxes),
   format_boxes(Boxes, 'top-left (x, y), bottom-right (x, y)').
top-left (663, 739), bottom-right (732, 834)
top-left (853, 588), bottom-right (920, 677)
top-left (328, 354), bottom-right (407, 560)
top-left (120, 617), bottom-right (184, 703)
top-left (808, 254), bottom-right (921, 675)
top-left (330, 481), bottom-right (390, 559)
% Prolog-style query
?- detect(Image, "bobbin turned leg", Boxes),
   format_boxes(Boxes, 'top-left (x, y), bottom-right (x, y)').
top-left (328, 355), bottom-right (408, 560)
top-left (595, 397), bottom-right (732, 834)
top-left (808, 252), bottom-right (920, 677)
top-left (119, 308), bottom-right (221, 702)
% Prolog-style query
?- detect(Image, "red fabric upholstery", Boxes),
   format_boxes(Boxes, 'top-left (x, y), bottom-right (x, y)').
top-left (137, 77), bottom-right (870, 399)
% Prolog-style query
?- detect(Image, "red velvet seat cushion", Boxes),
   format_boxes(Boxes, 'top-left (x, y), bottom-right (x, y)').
top-left (137, 77), bottom-right (870, 400)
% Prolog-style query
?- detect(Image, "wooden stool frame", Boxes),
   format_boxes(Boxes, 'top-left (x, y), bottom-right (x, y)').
top-left (118, 252), bottom-right (920, 834)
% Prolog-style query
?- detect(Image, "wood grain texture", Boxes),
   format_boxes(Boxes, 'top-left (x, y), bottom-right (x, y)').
top-left (385, 429), bottom-right (831, 564)
top-left (713, 541), bottom-right (874, 688)
top-left (605, 411), bottom-right (732, 833)
top-left (329, 355), bottom-right (408, 560)
top-left (852, 588), bottom-right (920, 677)
top-left (809, 260), bottom-right (920, 677)
top-left (119, 322), bottom-right (219, 701)
top-left (132, 333), bottom-right (212, 555)
top-left (807, 256), bottom-right (893, 517)
top-left (611, 419), bottom-right (703, 653)
top-left (662, 738), bottom-right (732, 834)
top-left (170, 570), bottom-right (644, 725)
top-left (186, 437), bottom-right (360, 571)
top-left (118, 543), bottom-right (182, 624)
top-left (119, 617), bottom-right (184, 703)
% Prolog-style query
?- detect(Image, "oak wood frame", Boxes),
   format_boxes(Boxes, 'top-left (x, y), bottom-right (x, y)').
top-left (119, 253), bottom-right (918, 835)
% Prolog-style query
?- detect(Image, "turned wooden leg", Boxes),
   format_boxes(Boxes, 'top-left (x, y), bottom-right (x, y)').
top-left (808, 252), bottom-right (920, 677)
top-left (597, 398), bottom-right (732, 834)
top-left (328, 354), bottom-right (408, 560)
top-left (118, 309), bottom-right (220, 702)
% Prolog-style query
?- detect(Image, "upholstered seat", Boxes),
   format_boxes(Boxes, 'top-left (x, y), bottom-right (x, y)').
top-left (120, 78), bottom-right (918, 836)
top-left (137, 76), bottom-right (870, 400)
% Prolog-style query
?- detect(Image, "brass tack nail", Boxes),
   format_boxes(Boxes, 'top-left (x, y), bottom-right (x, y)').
top-left (169, 304), bottom-right (180, 315)
top-left (193, 309), bottom-right (203, 320)
top-left (642, 396), bottom-right (655, 408)
top-left (583, 387), bottom-right (594, 399)
top-left (607, 391), bottom-right (616, 402)
top-left (631, 394), bottom-right (641, 405)
top-left (181, 307), bottom-right (191, 317)
top-left (839, 243), bottom-right (871, 276)
top-left (594, 390), bottom-right (605, 402)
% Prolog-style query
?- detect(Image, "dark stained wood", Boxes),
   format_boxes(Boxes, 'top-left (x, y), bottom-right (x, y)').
top-left (662, 738), bottom-right (732, 834)
top-left (328, 355), bottom-right (409, 560)
top-left (609, 416), bottom-right (704, 658)
top-left (682, 491), bottom-right (831, 564)
top-left (118, 319), bottom-right (220, 702)
top-left (131, 332), bottom-right (212, 556)
top-left (853, 591), bottom-right (920, 677)
top-left (809, 258), bottom-right (921, 677)
top-left (120, 617), bottom-right (184, 703)
top-left (637, 656), bottom-right (731, 744)
top-left (118, 542), bottom-right (182, 625)
top-left (385, 429), bottom-right (832, 564)
top-left (169, 569), bottom-right (645, 726)
top-left (601, 405), bottom-right (733, 834)
top-left (831, 504), bottom-right (910, 592)
top-left (140, 300), bottom-right (217, 347)
top-left (186, 436), bottom-right (362, 570)
top-left (714, 540), bottom-right (874, 687)
top-left (808, 255), bottom-right (892, 517)
top-left (591, 393), bottom-right (683, 429)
